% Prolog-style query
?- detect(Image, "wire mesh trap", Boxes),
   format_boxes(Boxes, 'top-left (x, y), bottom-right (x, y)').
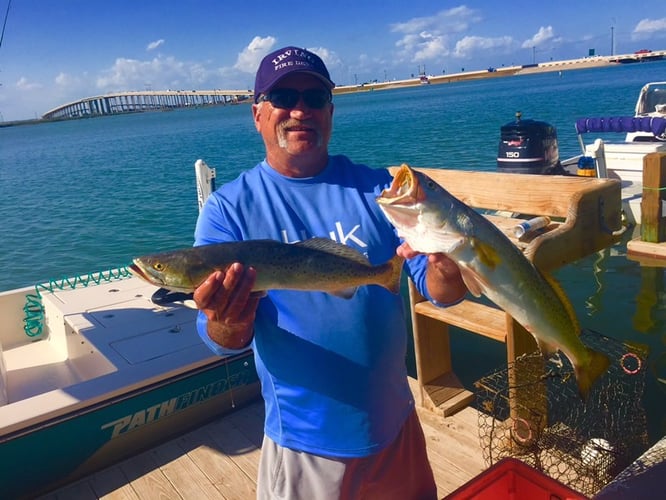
top-left (474, 330), bottom-right (649, 497)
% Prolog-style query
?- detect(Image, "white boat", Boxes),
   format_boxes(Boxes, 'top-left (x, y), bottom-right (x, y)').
top-left (563, 82), bottom-right (666, 224)
top-left (0, 160), bottom-right (260, 498)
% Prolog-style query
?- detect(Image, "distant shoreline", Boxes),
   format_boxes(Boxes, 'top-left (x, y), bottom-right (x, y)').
top-left (2, 50), bottom-right (664, 127)
top-left (333, 51), bottom-right (666, 94)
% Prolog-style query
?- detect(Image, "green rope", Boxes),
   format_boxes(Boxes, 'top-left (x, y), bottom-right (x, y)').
top-left (642, 186), bottom-right (666, 191)
top-left (23, 267), bottom-right (133, 338)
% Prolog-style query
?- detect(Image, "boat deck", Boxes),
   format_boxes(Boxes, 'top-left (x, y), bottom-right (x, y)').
top-left (38, 381), bottom-right (486, 499)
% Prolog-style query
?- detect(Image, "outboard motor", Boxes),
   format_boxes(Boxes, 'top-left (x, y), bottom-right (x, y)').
top-left (497, 112), bottom-right (563, 174)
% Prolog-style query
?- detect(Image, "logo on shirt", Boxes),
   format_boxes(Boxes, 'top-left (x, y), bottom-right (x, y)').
top-left (280, 222), bottom-right (368, 250)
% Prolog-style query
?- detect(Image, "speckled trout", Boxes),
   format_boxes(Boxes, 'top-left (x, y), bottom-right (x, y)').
top-left (376, 164), bottom-right (609, 398)
top-left (129, 238), bottom-right (403, 298)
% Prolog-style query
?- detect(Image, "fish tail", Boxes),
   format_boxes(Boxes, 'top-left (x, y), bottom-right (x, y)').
top-left (575, 347), bottom-right (611, 400)
top-left (381, 254), bottom-right (404, 294)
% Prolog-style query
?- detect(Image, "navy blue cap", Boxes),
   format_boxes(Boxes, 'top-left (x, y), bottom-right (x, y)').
top-left (254, 46), bottom-right (335, 103)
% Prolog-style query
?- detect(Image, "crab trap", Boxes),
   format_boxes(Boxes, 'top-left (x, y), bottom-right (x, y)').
top-left (474, 330), bottom-right (649, 497)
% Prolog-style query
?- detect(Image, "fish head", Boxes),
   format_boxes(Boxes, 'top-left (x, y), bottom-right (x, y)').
top-left (376, 164), bottom-right (460, 251)
top-left (377, 164), bottom-right (424, 223)
top-left (129, 252), bottom-right (210, 292)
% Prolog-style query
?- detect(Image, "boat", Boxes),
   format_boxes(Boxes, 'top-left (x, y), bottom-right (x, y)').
top-left (568, 117), bottom-right (666, 225)
top-left (0, 160), bottom-right (261, 499)
top-left (497, 82), bottom-right (666, 225)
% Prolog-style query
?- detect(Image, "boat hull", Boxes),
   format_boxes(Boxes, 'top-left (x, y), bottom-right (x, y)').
top-left (0, 352), bottom-right (259, 498)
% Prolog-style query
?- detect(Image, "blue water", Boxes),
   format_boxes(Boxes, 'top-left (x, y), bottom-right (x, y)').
top-left (1, 61), bottom-right (666, 444)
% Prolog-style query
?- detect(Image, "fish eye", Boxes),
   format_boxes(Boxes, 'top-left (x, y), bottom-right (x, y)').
top-left (153, 263), bottom-right (164, 271)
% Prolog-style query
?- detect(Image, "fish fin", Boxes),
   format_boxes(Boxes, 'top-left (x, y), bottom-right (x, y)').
top-left (458, 264), bottom-right (485, 298)
top-left (381, 253), bottom-right (404, 294)
top-left (471, 238), bottom-right (503, 270)
top-left (297, 238), bottom-right (370, 266)
top-left (574, 347), bottom-right (611, 400)
top-left (541, 271), bottom-right (581, 334)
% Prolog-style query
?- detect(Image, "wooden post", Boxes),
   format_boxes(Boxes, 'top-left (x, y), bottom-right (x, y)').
top-left (506, 317), bottom-right (545, 448)
top-left (641, 152), bottom-right (666, 242)
top-left (408, 282), bottom-right (474, 416)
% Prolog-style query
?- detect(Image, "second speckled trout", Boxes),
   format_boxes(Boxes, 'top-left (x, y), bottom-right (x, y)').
top-left (376, 164), bottom-right (609, 398)
top-left (129, 238), bottom-right (403, 298)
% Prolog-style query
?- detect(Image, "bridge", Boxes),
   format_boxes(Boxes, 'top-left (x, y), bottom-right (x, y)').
top-left (42, 89), bottom-right (254, 120)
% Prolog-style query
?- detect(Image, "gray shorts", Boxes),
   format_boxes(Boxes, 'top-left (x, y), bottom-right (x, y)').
top-left (257, 409), bottom-right (437, 499)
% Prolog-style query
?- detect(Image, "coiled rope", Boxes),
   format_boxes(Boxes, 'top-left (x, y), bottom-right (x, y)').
top-left (23, 267), bottom-right (132, 337)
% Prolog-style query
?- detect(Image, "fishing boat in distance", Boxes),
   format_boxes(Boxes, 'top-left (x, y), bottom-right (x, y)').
top-left (0, 160), bottom-right (260, 498)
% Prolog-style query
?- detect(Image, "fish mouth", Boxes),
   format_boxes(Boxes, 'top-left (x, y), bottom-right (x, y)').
top-left (128, 260), bottom-right (165, 286)
top-left (377, 164), bottom-right (419, 205)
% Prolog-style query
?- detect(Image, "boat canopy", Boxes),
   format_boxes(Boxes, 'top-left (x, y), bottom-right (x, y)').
top-left (575, 116), bottom-right (666, 137)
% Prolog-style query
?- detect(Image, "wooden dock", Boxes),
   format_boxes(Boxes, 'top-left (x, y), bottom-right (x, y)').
top-left (37, 379), bottom-right (485, 499)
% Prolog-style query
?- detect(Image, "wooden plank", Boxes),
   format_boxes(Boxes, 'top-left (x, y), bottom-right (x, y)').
top-left (117, 450), bottom-right (180, 500)
top-left (627, 239), bottom-right (666, 266)
top-left (505, 316), bottom-right (537, 362)
top-left (412, 306), bottom-right (453, 379)
top-left (417, 404), bottom-right (486, 496)
top-left (422, 372), bottom-right (475, 416)
top-left (175, 427), bottom-right (256, 499)
top-left (224, 404), bottom-right (266, 449)
top-left (89, 467), bottom-right (140, 500)
top-left (388, 165), bottom-right (618, 219)
top-left (414, 300), bottom-right (506, 343)
top-left (151, 440), bottom-right (225, 499)
top-left (205, 413), bottom-right (262, 484)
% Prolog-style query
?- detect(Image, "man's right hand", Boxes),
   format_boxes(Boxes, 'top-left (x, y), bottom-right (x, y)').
top-left (193, 263), bottom-right (262, 349)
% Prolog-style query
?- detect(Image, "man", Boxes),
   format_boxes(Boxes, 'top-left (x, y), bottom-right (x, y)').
top-left (193, 46), bottom-right (467, 499)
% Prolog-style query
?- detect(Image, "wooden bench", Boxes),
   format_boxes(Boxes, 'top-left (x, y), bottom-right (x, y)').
top-left (388, 167), bottom-right (624, 416)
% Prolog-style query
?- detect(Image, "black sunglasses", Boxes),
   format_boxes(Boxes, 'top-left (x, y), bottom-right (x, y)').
top-left (259, 88), bottom-right (332, 109)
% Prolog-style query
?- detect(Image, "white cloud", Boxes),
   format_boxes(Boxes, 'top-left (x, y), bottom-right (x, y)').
top-left (391, 6), bottom-right (479, 35)
top-left (390, 6), bottom-right (481, 63)
top-left (632, 18), bottom-right (666, 40)
top-left (54, 72), bottom-right (81, 87)
top-left (96, 55), bottom-right (210, 91)
top-left (397, 31), bottom-right (448, 62)
top-left (233, 36), bottom-right (277, 73)
top-left (147, 39), bottom-right (165, 51)
top-left (522, 26), bottom-right (555, 48)
top-left (15, 77), bottom-right (42, 90)
top-left (454, 36), bottom-right (514, 58)
top-left (308, 46), bottom-right (342, 69)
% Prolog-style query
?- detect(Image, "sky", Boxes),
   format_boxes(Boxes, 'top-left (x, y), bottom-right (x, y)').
top-left (0, 0), bottom-right (665, 122)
